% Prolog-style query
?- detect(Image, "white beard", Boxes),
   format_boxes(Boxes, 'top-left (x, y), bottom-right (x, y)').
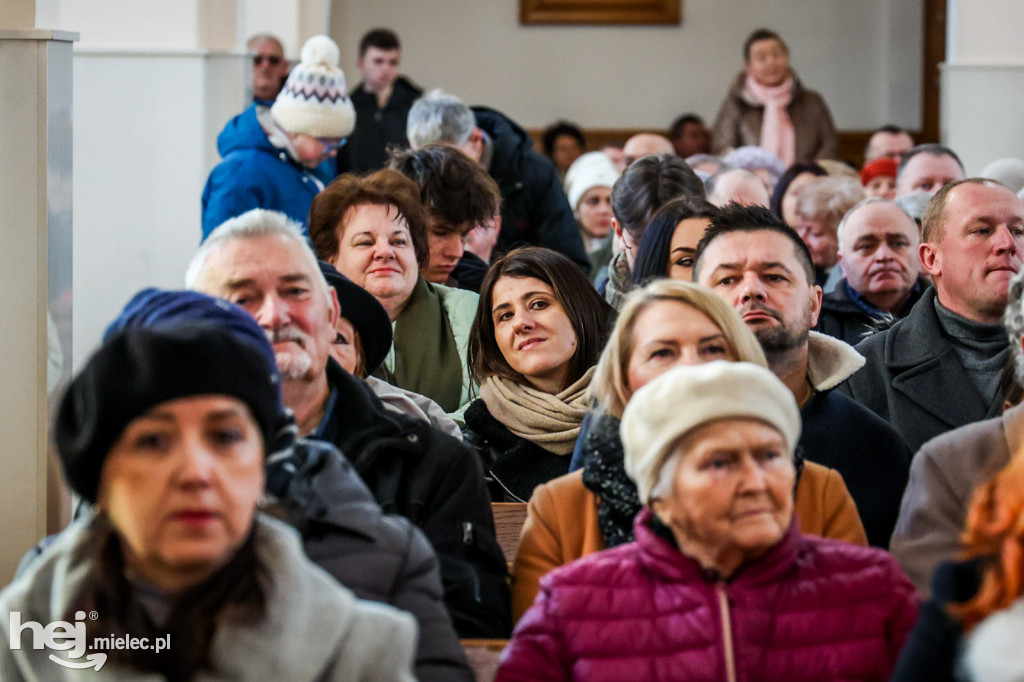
top-left (275, 348), bottom-right (313, 380)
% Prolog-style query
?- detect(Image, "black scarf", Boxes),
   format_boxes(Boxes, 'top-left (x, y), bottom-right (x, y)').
top-left (580, 412), bottom-right (641, 548)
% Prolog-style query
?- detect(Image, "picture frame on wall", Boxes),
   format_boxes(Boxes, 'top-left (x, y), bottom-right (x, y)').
top-left (520, 0), bottom-right (681, 25)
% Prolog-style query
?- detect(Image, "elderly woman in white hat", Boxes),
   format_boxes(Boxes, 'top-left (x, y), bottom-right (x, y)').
top-left (498, 361), bottom-right (918, 682)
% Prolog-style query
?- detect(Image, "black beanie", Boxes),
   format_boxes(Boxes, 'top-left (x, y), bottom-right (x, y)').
top-left (54, 323), bottom-right (283, 503)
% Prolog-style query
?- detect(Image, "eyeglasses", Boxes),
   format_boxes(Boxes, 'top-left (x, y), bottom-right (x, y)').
top-left (253, 55), bottom-right (282, 67)
top-left (318, 138), bottom-right (347, 154)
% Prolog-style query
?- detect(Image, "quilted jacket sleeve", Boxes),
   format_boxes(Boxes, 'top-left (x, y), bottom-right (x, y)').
top-left (883, 557), bottom-right (922, 673)
top-left (495, 583), bottom-right (571, 682)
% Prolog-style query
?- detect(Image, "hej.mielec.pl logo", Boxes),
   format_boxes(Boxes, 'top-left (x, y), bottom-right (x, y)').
top-left (9, 610), bottom-right (170, 671)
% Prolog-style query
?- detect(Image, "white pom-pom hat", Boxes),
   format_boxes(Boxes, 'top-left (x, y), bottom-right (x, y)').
top-left (271, 34), bottom-right (355, 139)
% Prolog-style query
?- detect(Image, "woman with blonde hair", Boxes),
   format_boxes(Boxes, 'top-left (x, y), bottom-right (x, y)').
top-left (511, 279), bottom-right (866, 620)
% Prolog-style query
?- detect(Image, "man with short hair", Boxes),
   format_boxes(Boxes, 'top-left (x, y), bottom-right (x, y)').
top-left (816, 198), bottom-right (925, 345)
top-left (843, 178), bottom-right (1024, 452)
top-left (407, 89), bottom-right (589, 269)
top-left (622, 133), bottom-right (676, 166)
top-left (896, 143), bottom-right (966, 197)
top-left (248, 33), bottom-right (290, 103)
top-left (889, 266), bottom-right (1024, 596)
top-left (693, 204), bottom-right (911, 546)
top-left (864, 125), bottom-right (914, 163)
top-left (337, 28), bottom-right (423, 174)
top-left (389, 144), bottom-right (501, 290)
top-left (669, 113), bottom-right (710, 158)
top-left (186, 209), bottom-right (511, 637)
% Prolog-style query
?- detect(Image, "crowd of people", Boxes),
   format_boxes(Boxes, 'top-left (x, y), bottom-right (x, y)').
top-left (5, 23), bottom-right (1024, 682)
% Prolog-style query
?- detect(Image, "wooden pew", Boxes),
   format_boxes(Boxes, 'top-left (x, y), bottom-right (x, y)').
top-left (492, 502), bottom-right (529, 565)
top-left (461, 639), bottom-right (509, 682)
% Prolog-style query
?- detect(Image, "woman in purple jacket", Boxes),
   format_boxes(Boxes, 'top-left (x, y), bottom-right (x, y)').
top-left (498, 361), bottom-right (918, 682)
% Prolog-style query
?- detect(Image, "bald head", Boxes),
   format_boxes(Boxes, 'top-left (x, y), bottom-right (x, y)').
top-left (623, 134), bottom-right (675, 166)
top-left (707, 169), bottom-right (771, 208)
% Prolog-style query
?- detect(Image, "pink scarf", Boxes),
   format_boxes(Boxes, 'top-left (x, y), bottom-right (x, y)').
top-left (745, 74), bottom-right (795, 167)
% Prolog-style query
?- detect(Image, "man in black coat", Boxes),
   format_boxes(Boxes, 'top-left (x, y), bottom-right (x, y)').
top-left (188, 209), bottom-right (511, 637)
top-left (406, 89), bottom-right (590, 270)
top-left (336, 28), bottom-right (423, 175)
top-left (694, 204), bottom-right (912, 546)
top-left (815, 198), bottom-right (925, 346)
top-left (842, 179), bottom-right (1024, 452)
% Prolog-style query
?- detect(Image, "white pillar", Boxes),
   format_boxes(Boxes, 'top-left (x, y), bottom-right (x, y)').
top-left (943, 0), bottom-right (1024, 173)
top-left (0, 24), bottom-right (77, 582)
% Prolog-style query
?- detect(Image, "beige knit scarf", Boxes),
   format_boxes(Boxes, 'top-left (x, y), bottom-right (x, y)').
top-left (479, 367), bottom-right (595, 455)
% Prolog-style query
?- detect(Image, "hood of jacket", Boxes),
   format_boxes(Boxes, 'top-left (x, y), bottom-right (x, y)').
top-left (471, 106), bottom-right (533, 186)
top-left (217, 104), bottom-right (278, 158)
top-left (727, 70), bottom-right (810, 109)
top-left (0, 515), bottom-right (387, 681)
top-left (807, 330), bottom-right (865, 391)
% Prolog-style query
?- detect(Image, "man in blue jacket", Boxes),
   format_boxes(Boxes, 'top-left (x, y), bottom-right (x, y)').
top-left (202, 35), bottom-right (355, 240)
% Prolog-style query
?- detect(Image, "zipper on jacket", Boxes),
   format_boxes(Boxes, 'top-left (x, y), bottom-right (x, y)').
top-left (716, 583), bottom-right (737, 682)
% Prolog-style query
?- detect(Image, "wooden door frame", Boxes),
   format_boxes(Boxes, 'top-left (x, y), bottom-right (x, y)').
top-left (921, 0), bottom-right (946, 142)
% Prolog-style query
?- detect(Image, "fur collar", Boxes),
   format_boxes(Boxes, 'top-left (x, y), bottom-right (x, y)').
top-left (807, 331), bottom-right (865, 391)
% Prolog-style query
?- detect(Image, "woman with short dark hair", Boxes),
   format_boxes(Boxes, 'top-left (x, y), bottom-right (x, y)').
top-left (309, 169), bottom-right (479, 417)
top-left (464, 247), bottom-right (614, 501)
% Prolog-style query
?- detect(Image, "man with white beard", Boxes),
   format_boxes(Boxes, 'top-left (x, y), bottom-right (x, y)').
top-left (185, 208), bottom-right (511, 637)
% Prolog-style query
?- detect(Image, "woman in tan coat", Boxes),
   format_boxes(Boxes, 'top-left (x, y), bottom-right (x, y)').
top-left (511, 280), bottom-right (866, 620)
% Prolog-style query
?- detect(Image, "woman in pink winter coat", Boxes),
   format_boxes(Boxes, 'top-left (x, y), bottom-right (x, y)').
top-left (497, 361), bottom-right (918, 682)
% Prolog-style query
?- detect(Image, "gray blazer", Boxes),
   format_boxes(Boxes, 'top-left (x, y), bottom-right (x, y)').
top-left (889, 401), bottom-right (1024, 595)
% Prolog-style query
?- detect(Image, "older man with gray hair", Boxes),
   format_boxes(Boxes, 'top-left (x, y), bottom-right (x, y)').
top-left (889, 265), bottom-right (1024, 595)
top-left (186, 208), bottom-right (512, 637)
top-left (815, 198), bottom-right (925, 345)
top-left (407, 89), bottom-right (588, 269)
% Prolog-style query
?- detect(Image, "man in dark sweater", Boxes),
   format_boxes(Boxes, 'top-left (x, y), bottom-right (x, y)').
top-left (815, 198), bottom-right (925, 346)
top-left (336, 29), bottom-right (423, 175)
top-left (694, 204), bottom-right (912, 547)
top-left (843, 178), bottom-right (1024, 452)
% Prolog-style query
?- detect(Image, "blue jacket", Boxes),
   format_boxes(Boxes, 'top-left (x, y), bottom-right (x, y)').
top-left (201, 104), bottom-right (334, 240)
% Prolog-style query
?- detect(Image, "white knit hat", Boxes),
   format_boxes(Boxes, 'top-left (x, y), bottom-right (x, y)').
top-left (564, 151), bottom-right (620, 212)
top-left (270, 35), bottom-right (356, 138)
top-left (621, 361), bottom-right (801, 504)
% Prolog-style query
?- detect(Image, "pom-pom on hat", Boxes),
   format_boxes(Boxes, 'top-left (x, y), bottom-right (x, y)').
top-left (620, 361), bottom-right (801, 504)
top-left (271, 34), bottom-right (355, 139)
top-left (859, 157), bottom-right (898, 188)
top-left (55, 324), bottom-right (283, 503)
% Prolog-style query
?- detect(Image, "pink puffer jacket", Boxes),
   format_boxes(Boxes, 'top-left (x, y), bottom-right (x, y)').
top-left (497, 508), bottom-right (918, 682)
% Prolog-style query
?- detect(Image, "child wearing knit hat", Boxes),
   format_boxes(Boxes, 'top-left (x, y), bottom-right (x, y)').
top-left (201, 34), bottom-right (356, 239)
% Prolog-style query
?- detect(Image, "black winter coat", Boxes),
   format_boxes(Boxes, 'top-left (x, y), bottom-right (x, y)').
top-left (891, 557), bottom-right (984, 682)
top-left (471, 107), bottom-right (589, 270)
top-left (313, 361), bottom-right (512, 637)
top-left (799, 388), bottom-right (912, 547)
top-left (815, 278), bottom-right (924, 347)
top-left (272, 439), bottom-right (473, 682)
top-left (336, 76), bottom-right (422, 174)
top-left (462, 399), bottom-right (572, 503)
top-left (842, 288), bottom-right (1006, 453)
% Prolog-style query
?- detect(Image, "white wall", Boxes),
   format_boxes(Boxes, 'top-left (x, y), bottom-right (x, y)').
top-left (941, 0), bottom-right (1024, 174)
top-left (331, 0), bottom-right (922, 131)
